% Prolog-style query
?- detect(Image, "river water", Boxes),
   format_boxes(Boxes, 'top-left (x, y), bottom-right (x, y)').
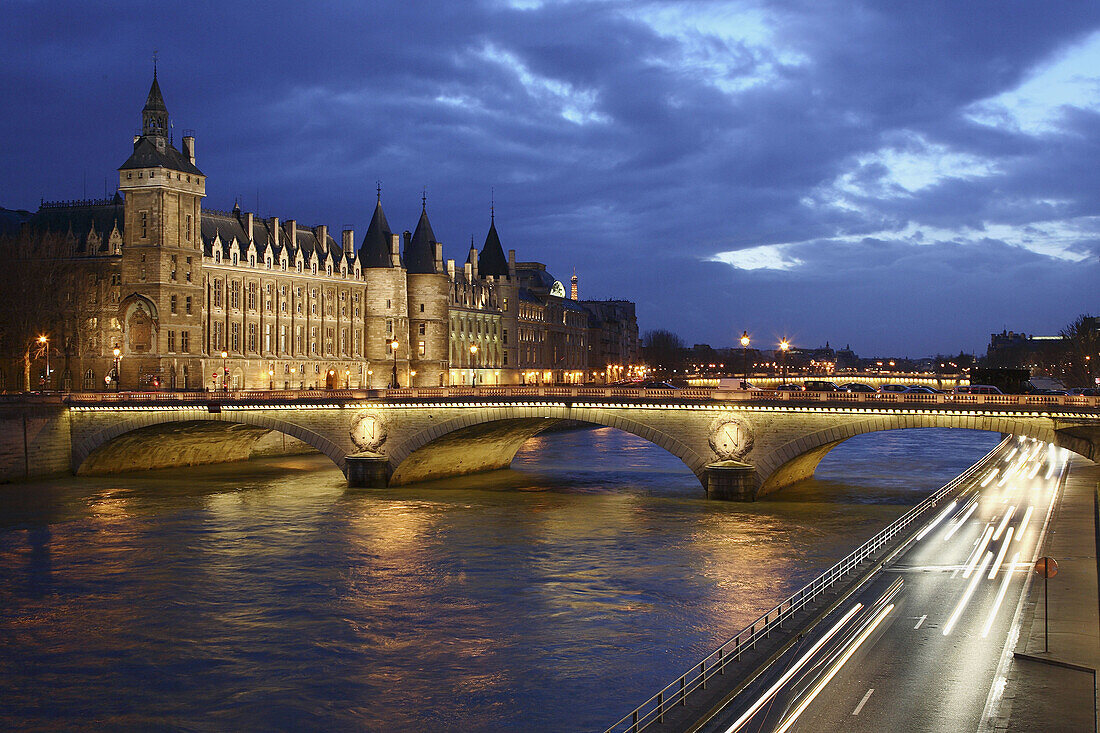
top-left (0, 426), bottom-right (997, 731)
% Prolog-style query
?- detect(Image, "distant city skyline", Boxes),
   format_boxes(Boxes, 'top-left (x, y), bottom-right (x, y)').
top-left (1, 2), bottom-right (1097, 355)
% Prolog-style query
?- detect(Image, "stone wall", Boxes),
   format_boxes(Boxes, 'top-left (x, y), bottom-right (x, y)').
top-left (0, 404), bottom-right (72, 482)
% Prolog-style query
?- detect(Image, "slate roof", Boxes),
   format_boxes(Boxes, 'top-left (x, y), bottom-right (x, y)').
top-left (478, 216), bottom-right (509, 277)
top-left (144, 74), bottom-right (167, 113)
top-left (24, 196), bottom-right (125, 253)
top-left (200, 207), bottom-right (343, 263)
top-left (358, 199), bottom-right (394, 268)
top-left (404, 206), bottom-right (439, 274)
top-left (119, 136), bottom-right (203, 176)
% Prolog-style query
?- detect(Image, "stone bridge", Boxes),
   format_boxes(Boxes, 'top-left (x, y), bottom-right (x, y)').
top-left (53, 386), bottom-right (1100, 500)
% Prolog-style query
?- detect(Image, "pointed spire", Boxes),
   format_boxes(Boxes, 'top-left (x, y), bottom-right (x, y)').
top-left (141, 62), bottom-right (168, 139)
top-left (405, 201), bottom-right (439, 274)
top-left (357, 192), bottom-right (394, 268)
top-left (478, 204), bottom-right (509, 278)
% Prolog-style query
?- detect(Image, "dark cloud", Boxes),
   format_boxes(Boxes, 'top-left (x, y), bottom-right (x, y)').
top-left (1, 0), bottom-right (1098, 355)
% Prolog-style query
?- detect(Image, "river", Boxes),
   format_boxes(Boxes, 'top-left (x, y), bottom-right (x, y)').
top-left (0, 426), bottom-right (998, 731)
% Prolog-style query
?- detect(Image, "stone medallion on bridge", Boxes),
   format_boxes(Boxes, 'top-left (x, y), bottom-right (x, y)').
top-left (350, 412), bottom-right (387, 451)
top-left (709, 419), bottom-right (754, 460)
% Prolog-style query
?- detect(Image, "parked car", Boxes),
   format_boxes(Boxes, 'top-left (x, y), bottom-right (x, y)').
top-left (636, 381), bottom-right (678, 389)
top-left (838, 382), bottom-right (876, 393)
top-left (904, 385), bottom-right (942, 394)
top-left (953, 384), bottom-right (1004, 395)
top-left (1035, 388), bottom-right (1069, 396)
top-left (1069, 387), bottom-right (1099, 396)
top-left (803, 380), bottom-right (841, 392)
top-left (878, 384), bottom-right (909, 394)
top-left (775, 383), bottom-right (803, 391)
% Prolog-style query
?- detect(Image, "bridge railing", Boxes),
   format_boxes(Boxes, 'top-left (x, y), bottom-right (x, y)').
top-left (603, 436), bottom-right (1009, 733)
top-left (40, 386), bottom-right (1100, 410)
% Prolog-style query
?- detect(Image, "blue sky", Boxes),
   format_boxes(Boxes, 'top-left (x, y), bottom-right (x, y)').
top-left (2, 1), bottom-right (1097, 355)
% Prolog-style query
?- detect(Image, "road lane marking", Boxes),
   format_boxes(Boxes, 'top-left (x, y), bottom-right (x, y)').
top-left (914, 615), bottom-right (926, 629)
top-left (944, 551), bottom-right (994, 636)
top-left (852, 688), bottom-right (875, 716)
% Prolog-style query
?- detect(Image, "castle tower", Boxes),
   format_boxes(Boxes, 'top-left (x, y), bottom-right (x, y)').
top-left (404, 199), bottom-right (449, 387)
top-left (117, 70), bottom-right (206, 390)
top-left (478, 210), bottom-right (519, 382)
top-left (357, 190), bottom-right (409, 387)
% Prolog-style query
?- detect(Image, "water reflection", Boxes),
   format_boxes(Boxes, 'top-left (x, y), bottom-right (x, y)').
top-left (0, 426), bottom-right (997, 731)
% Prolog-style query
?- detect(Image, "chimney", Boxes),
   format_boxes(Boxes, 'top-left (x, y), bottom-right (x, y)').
top-left (446, 259), bottom-right (456, 279)
top-left (342, 228), bottom-right (354, 255)
top-left (508, 249), bottom-right (517, 279)
top-left (403, 230), bottom-right (412, 254)
top-left (316, 224), bottom-right (328, 252)
top-left (182, 135), bottom-right (196, 166)
top-left (271, 217), bottom-right (280, 249)
top-left (287, 219), bottom-right (297, 251)
top-left (469, 247), bottom-right (479, 279)
top-left (464, 261), bottom-right (472, 280)
top-left (434, 242), bottom-right (443, 273)
top-left (244, 212), bottom-right (254, 243)
top-left (390, 233), bottom-right (401, 267)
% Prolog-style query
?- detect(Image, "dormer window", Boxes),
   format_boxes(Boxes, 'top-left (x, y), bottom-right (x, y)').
top-left (249, 255), bottom-right (256, 267)
top-left (297, 261), bottom-right (302, 273)
top-left (231, 252), bottom-right (238, 266)
top-left (311, 263), bottom-right (317, 275)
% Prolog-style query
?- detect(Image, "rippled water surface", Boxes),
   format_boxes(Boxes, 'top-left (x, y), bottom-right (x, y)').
top-left (0, 426), bottom-right (997, 731)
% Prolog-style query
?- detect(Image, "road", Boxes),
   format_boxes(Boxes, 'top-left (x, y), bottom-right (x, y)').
top-left (700, 436), bottom-right (1069, 733)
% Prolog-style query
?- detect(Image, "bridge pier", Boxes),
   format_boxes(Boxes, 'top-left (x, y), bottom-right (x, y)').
top-left (704, 461), bottom-right (756, 501)
top-left (345, 453), bottom-right (390, 488)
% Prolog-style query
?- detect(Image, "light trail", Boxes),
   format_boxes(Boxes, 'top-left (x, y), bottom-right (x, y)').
top-left (982, 552), bottom-right (1021, 638)
top-left (980, 468), bottom-right (999, 487)
top-left (962, 525), bottom-right (994, 579)
top-left (1016, 506), bottom-right (1034, 541)
top-left (944, 500), bottom-right (978, 541)
top-left (987, 527), bottom-right (1015, 579)
top-left (992, 507), bottom-right (1015, 541)
top-left (916, 501), bottom-right (957, 542)
top-left (944, 551), bottom-right (994, 636)
top-left (721, 604), bottom-right (864, 733)
top-left (775, 603), bottom-right (896, 733)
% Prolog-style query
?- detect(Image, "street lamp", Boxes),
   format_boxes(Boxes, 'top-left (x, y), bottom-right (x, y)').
top-left (36, 335), bottom-right (50, 390)
top-left (389, 339), bottom-right (399, 388)
top-left (112, 346), bottom-right (121, 392)
top-left (344, 369), bottom-right (350, 389)
top-left (779, 338), bottom-right (789, 383)
top-left (469, 344), bottom-right (479, 385)
top-left (221, 350), bottom-right (229, 392)
top-left (367, 369), bottom-right (373, 388)
top-left (268, 366), bottom-right (275, 390)
top-left (740, 331), bottom-right (749, 389)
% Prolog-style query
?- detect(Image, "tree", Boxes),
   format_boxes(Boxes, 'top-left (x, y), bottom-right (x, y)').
top-left (641, 329), bottom-right (686, 376)
top-left (1059, 314), bottom-right (1099, 387)
top-left (0, 229), bottom-right (103, 390)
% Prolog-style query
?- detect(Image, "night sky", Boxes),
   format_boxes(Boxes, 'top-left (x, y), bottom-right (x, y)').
top-left (2, 2), bottom-right (1097, 356)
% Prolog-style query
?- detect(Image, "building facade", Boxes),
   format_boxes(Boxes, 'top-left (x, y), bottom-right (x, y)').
top-left (2, 73), bottom-right (639, 391)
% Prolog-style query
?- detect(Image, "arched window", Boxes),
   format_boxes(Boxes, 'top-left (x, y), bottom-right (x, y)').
top-left (266, 256), bottom-right (272, 269)
top-left (231, 252), bottom-right (238, 266)
top-left (215, 250), bottom-right (221, 263)
top-left (249, 255), bottom-right (256, 267)
top-left (83, 369), bottom-right (95, 391)
top-left (297, 261), bottom-right (303, 273)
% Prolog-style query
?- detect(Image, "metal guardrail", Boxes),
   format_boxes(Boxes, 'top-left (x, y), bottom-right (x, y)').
top-left (603, 437), bottom-right (1009, 733)
top-left (27, 386), bottom-right (1100, 412)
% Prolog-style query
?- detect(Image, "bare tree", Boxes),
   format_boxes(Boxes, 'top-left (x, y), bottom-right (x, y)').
top-left (1060, 314), bottom-right (1099, 387)
top-left (641, 329), bottom-right (686, 376)
top-left (0, 229), bottom-right (99, 390)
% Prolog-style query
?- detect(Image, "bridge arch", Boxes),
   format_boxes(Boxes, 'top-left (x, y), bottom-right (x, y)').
top-left (755, 413), bottom-right (1070, 496)
top-left (72, 412), bottom-right (347, 476)
top-left (387, 405), bottom-right (712, 486)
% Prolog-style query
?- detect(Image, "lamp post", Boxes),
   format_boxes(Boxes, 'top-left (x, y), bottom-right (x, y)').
top-left (112, 347), bottom-right (121, 392)
top-left (779, 338), bottom-right (789, 383)
top-left (469, 344), bottom-right (479, 385)
top-left (344, 369), bottom-right (350, 389)
top-left (221, 350), bottom-right (228, 392)
top-left (389, 339), bottom-right (399, 388)
top-left (367, 369), bottom-right (373, 389)
top-left (37, 335), bottom-right (50, 390)
top-left (740, 331), bottom-right (749, 389)
top-left (268, 366), bottom-right (275, 390)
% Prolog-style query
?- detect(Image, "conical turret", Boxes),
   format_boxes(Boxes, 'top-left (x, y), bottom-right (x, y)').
top-left (358, 193), bottom-right (394, 268)
top-left (405, 202), bottom-right (439, 274)
top-left (478, 210), bottom-right (509, 277)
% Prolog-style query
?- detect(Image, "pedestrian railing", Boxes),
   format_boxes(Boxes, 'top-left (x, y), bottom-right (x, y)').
top-left (603, 437), bottom-right (1009, 733)
top-left (22, 386), bottom-right (1099, 412)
